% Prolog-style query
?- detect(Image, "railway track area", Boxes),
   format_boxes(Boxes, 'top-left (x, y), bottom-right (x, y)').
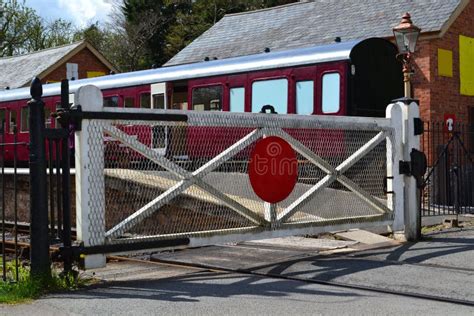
top-left (145, 253), bottom-right (474, 307)
top-left (88, 224), bottom-right (474, 309)
top-left (98, 230), bottom-right (474, 308)
top-left (1, 218), bottom-right (472, 310)
top-left (1, 221), bottom-right (77, 259)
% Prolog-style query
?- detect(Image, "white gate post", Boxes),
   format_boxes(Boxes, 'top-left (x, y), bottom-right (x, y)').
top-left (386, 103), bottom-right (404, 233)
top-left (402, 101), bottom-right (421, 241)
top-left (75, 85), bottom-right (106, 269)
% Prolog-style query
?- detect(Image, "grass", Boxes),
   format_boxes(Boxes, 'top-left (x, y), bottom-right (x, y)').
top-left (0, 261), bottom-right (91, 304)
top-left (421, 223), bottom-right (446, 235)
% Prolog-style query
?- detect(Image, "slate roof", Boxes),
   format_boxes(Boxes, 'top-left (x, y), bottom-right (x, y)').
top-left (0, 41), bottom-right (117, 89)
top-left (166, 0), bottom-right (465, 66)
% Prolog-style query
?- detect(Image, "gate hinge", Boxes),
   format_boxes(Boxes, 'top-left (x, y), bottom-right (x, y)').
top-left (383, 176), bottom-right (394, 194)
top-left (399, 149), bottom-right (428, 188)
top-left (414, 118), bottom-right (424, 135)
top-left (399, 160), bottom-right (411, 175)
top-left (54, 105), bottom-right (83, 131)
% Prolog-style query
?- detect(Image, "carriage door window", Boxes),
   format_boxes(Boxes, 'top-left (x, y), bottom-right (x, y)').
top-left (252, 79), bottom-right (288, 113)
top-left (322, 73), bottom-right (340, 114)
top-left (20, 107), bottom-right (29, 132)
top-left (153, 94), bottom-right (165, 109)
top-left (0, 109), bottom-right (5, 132)
top-left (9, 111), bottom-right (16, 133)
top-left (296, 81), bottom-right (314, 115)
top-left (192, 86), bottom-right (223, 111)
top-left (230, 87), bottom-right (245, 112)
top-left (140, 93), bottom-right (151, 108)
top-left (104, 96), bottom-right (119, 107)
top-left (44, 107), bottom-right (52, 128)
top-left (124, 97), bottom-right (135, 108)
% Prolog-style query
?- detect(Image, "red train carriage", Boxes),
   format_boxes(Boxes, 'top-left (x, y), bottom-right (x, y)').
top-left (0, 38), bottom-right (403, 162)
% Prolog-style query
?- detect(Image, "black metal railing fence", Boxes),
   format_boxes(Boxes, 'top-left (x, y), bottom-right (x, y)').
top-left (420, 121), bottom-right (474, 217)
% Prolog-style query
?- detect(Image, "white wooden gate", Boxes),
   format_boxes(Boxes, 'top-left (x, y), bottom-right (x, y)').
top-left (72, 85), bottom-right (419, 268)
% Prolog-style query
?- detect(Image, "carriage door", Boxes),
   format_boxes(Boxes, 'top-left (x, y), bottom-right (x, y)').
top-left (150, 82), bottom-right (168, 155)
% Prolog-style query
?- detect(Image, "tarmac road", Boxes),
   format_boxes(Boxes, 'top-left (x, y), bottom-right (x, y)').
top-left (1, 227), bottom-right (473, 315)
top-left (2, 270), bottom-right (473, 316)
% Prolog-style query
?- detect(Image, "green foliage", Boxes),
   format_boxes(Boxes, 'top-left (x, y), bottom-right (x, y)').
top-left (0, 0), bottom-right (77, 57)
top-left (122, 0), bottom-right (298, 69)
top-left (0, 260), bottom-right (91, 304)
top-left (0, 0), bottom-right (298, 70)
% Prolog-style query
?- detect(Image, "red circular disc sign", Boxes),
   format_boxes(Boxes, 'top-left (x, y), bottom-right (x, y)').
top-left (248, 136), bottom-right (298, 203)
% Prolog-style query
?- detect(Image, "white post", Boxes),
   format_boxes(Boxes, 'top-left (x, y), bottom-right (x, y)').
top-left (75, 85), bottom-right (106, 269)
top-left (386, 103), bottom-right (405, 233)
top-left (402, 101), bottom-right (421, 241)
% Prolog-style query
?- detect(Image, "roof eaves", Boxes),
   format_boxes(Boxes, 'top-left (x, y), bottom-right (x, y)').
top-left (0, 40), bottom-right (85, 61)
top-left (35, 41), bottom-right (88, 81)
top-left (438, 0), bottom-right (469, 38)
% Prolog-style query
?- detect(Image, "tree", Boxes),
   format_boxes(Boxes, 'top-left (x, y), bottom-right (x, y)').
top-left (120, 0), bottom-right (298, 68)
top-left (0, 0), bottom-right (76, 57)
top-left (121, 0), bottom-right (191, 68)
top-left (75, 0), bottom-right (298, 71)
top-left (164, 0), bottom-right (298, 63)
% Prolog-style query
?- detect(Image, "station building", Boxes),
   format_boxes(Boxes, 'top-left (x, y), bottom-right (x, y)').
top-left (0, 40), bottom-right (118, 90)
top-left (166, 0), bottom-right (474, 125)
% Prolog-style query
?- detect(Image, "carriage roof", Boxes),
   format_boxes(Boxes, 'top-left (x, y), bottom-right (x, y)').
top-left (0, 39), bottom-right (366, 102)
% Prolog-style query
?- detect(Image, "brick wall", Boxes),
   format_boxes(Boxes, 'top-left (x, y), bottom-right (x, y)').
top-left (43, 47), bottom-right (111, 84)
top-left (413, 0), bottom-right (474, 123)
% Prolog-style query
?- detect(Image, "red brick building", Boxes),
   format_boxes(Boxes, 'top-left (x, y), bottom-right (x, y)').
top-left (166, 0), bottom-right (474, 125)
top-left (0, 40), bottom-right (118, 90)
top-left (414, 0), bottom-right (474, 123)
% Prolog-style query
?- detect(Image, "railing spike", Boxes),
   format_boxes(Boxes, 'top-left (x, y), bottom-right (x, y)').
top-left (30, 77), bottom-right (43, 101)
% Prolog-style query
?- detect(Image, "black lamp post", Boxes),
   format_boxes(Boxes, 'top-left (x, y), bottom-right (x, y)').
top-left (393, 12), bottom-right (421, 98)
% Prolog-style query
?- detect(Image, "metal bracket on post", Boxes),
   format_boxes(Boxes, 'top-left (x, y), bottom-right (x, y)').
top-left (399, 160), bottom-right (411, 175)
top-left (413, 118), bottom-right (424, 135)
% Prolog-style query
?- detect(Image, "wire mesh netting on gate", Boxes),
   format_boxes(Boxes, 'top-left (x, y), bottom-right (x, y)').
top-left (82, 113), bottom-right (392, 244)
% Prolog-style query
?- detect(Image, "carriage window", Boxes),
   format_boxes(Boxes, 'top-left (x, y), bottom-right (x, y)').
top-left (9, 111), bottom-right (16, 133)
top-left (230, 87), bottom-right (245, 112)
top-left (296, 81), bottom-right (314, 115)
top-left (322, 73), bottom-right (340, 113)
top-left (20, 107), bottom-right (29, 132)
top-left (124, 97), bottom-right (135, 108)
top-left (252, 79), bottom-right (288, 114)
top-left (104, 96), bottom-right (119, 107)
top-left (140, 93), bottom-right (151, 108)
top-left (153, 93), bottom-right (165, 109)
top-left (192, 86), bottom-right (223, 111)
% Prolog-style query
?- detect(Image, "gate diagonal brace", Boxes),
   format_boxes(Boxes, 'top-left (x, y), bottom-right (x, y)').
top-left (272, 129), bottom-right (391, 224)
top-left (103, 125), bottom-right (267, 239)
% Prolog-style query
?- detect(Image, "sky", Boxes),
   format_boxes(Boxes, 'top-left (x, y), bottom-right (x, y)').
top-left (24, 0), bottom-right (114, 28)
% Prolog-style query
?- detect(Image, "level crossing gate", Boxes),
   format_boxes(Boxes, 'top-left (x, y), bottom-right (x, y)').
top-left (68, 86), bottom-right (420, 269)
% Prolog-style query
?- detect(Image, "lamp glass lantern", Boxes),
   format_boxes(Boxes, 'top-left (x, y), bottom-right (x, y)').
top-left (393, 13), bottom-right (421, 54)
